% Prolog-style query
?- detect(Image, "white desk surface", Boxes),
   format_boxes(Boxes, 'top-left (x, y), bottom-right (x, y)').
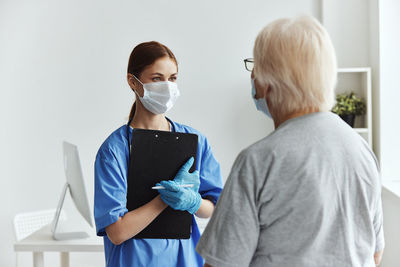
top-left (382, 179), bottom-right (400, 198)
top-left (14, 224), bottom-right (104, 252)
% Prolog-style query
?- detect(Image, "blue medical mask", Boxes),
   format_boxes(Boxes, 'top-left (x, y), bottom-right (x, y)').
top-left (251, 78), bottom-right (272, 118)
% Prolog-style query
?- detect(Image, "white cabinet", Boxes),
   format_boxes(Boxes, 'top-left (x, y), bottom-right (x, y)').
top-left (336, 68), bottom-right (372, 147)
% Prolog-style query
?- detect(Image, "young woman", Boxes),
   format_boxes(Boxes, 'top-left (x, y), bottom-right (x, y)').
top-left (94, 41), bottom-right (223, 267)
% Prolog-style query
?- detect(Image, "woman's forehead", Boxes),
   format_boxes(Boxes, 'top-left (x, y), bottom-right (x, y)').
top-left (142, 57), bottom-right (178, 76)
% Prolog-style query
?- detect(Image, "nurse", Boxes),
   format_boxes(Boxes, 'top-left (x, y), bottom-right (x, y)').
top-left (94, 41), bottom-right (223, 267)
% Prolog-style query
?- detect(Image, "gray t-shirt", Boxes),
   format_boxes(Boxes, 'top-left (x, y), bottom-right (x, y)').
top-left (196, 112), bottom-right (384, 267)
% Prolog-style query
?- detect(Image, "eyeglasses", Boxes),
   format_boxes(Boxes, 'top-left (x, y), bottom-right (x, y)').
top-left (244, 58), bottom-right (254, 72)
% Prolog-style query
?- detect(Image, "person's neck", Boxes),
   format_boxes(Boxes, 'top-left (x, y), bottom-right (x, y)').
top-left (273, 108), bottom-right (320, 129)
top-left (130, 103), bottom-right (170, 131)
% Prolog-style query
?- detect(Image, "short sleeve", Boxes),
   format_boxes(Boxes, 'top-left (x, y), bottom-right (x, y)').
top-left (198, 137), bottom-right (223, 205)
top-left (94, 149), bottom-right (128, 236)
top-left (196, 152), bottom-right (259, 267)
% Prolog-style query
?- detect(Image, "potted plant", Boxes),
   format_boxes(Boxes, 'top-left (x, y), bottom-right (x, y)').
top-left (331, 92), bottom-right (366, 127)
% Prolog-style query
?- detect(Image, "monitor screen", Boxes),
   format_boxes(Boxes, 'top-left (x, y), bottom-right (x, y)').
top-left (63, 141), bottom-right (93, 227)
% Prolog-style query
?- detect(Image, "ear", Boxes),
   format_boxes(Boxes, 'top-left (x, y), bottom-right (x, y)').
top-left (127, 73), bottom-right (137, 91)
top-left (254, 78), bottom-right (269, 99)
top-left (265, 84), bottom-right (274, 115)
top-left (264, 83), bottom-right (271, 96)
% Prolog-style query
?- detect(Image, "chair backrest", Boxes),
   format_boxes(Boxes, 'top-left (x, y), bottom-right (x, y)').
top-left (13, 209), bottom-right (67, 241)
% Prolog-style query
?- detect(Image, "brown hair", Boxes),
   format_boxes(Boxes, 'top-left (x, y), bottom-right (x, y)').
top-left (127, 41), bottom-right (178, 121)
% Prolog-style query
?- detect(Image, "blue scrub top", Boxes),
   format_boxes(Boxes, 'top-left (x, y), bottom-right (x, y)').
top-left (94, 119), bottom-right (223, 267)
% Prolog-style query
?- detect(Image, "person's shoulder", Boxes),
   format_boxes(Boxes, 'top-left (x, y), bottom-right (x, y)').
top-left (172, 120), bottom-right (215, 155)
top-left (172, 120), bottom-right (207, 141)
top-left (96, 125), bottom-right (128, 161)
top-left (173, 121), bottom-right (203, 135)
top-left (235, 135), bottom-right (277, 167)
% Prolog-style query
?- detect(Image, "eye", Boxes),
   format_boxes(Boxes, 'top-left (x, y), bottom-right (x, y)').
top-left (169, 76), bottom-right (177, 82)
top-left (152, 77), bottom-right (162, 82)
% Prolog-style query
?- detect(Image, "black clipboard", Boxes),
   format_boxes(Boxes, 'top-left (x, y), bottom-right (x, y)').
top-left (126, 128), bottom-right (198, 239)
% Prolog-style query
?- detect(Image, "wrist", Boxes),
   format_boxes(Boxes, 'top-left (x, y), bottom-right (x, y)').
top-left (155, 195), bottom-right (168, 209)
top-left (188, 193), bottom-right (202, 214)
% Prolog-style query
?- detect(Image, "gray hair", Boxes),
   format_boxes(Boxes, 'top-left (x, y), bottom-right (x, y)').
top-left (253, 16), bottom-right (337, 114)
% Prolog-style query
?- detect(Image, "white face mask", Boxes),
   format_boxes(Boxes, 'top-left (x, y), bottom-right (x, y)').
top-left (132, 75), bottom-right (180, 114)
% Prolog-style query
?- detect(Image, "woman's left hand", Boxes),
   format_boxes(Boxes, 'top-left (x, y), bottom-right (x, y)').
top-left (173, 157), bottom-right (200, 192)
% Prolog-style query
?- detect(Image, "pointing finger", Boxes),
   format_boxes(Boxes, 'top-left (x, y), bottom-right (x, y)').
top-left (179, 157), bottom-right (194, 173)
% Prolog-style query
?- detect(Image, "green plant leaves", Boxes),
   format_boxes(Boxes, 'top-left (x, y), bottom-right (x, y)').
top-left (331, 92), bottom-right (366, 116)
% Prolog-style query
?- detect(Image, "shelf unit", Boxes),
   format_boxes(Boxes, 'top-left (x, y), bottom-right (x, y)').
top-left (336, 68), bottom-right (372, 146)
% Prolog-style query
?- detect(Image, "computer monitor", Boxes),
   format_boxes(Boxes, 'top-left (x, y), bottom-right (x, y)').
top-left (51, 141), bottom-right (93, 240)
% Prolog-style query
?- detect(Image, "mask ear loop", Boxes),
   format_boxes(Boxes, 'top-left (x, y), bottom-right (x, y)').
top-left (131, 75), bottom-right (144, 97)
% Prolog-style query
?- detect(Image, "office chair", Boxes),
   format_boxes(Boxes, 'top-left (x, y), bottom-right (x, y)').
top-left (13, 209), bottom-right (66, 267)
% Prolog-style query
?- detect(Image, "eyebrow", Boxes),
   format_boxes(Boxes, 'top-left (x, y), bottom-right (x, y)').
top-left (150, 72), bottom-right (178, 76)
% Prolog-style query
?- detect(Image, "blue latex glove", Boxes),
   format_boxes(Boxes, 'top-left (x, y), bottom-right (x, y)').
top-left (173, 157), bottom-right (200, 192)
top-left (157, 180), bottom-right (202, 214)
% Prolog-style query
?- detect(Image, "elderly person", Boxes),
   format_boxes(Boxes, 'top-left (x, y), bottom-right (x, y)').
top-left (196, 16), bottom-right (384, 267)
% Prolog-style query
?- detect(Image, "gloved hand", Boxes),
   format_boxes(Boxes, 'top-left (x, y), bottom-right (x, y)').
top-left (173, 157), bottom-right (200, 192)
top-left (157, 180), bottom-right (202, 214)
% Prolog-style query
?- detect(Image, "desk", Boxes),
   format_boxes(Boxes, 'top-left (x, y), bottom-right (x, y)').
top-left (13, 224), bottom-right (104, 267)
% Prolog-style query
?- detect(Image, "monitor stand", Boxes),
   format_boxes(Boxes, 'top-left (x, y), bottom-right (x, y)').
top-left (51, 183), bottom-right (90, 240)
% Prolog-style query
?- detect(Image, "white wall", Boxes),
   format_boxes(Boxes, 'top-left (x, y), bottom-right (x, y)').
top-left (369, 0), bottom-right (381, 162)
top-left (322, 0), bottom-right (371, 67)
top-left (0, 0), bottom-right (319, 266)
top-left (378, 0), bottom-right (400, 180)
